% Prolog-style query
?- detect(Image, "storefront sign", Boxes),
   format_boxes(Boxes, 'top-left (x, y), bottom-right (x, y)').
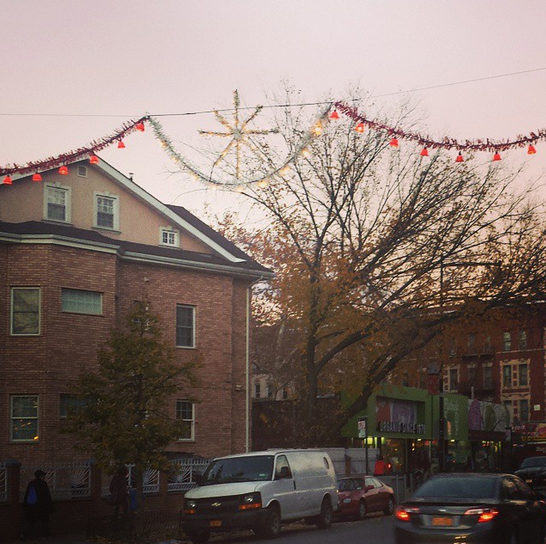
top-left (376, 421), bottom-right (426, 434)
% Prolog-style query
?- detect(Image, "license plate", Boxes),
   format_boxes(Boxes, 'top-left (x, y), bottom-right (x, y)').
top-left (210, 520), bottom-right (222, 528)
top-left (432, 516), bottom-right (453, 526)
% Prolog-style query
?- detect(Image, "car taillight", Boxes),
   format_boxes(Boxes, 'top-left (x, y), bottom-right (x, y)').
top-left (464, 507), bottom-right (499, 523)
top-left (395, 506), bottom-right (420, 521)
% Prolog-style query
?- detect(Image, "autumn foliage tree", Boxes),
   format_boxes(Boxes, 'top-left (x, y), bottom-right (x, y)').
top-left (213, 91), bottom-right (546, 445)
top-left (65, 304), bottom-right (199, 506)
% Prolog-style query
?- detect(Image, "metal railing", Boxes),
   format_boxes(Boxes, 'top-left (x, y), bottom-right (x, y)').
top-left (20, 462), bottom-right (92, 501)
top-left (167, 458), bottom-right (210, 493)
top-left (0, 463), bottom-right (7, 503)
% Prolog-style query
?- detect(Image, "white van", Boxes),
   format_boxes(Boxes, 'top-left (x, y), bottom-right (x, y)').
top-left (181, 449), bottom-right (339, 543)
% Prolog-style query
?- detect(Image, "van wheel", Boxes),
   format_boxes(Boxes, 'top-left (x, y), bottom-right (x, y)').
top-left (186, 530), bottom-right (210, 544)
top-left (255, 504), bottom-right (281, 539)
top-left (316, 497), bottom-right (333, 529)
top-left (357, 499), bottom-right (366, 520)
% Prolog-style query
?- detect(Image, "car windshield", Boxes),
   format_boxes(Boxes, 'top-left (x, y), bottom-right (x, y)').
top-left (412, 477), bottom-right (497, 500)
top-left (520, 457), bottom-right (546, 469)
top-left (200, 455), bottom-right (274, 485)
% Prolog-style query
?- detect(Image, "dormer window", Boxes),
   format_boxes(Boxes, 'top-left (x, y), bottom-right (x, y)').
top-left (44, 184), bottom-right (71, 223)
top-left (94, 193), bottom-right (119, 231)
top-left (160, 228), bottom-right (179, 247)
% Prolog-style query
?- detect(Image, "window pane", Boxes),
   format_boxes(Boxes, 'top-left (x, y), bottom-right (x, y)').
top-left (11, 288), bottom-right (40, 335)
top-left (519, 330), bottom-right (527, 350)
top-left (176, 305), bottom-right (194, 347)
top-left (47, 187), bottom-right (67, 221)
top-left (97, 196), bottom-right (114, 228)
top-left (519, 364), bottom-right (528, 386)
top-left (61, 289), bottom-right (102, 315)
top-left (503, 332), bottom-right (511, 351)
top-left (503, 366), bottom-right (512, 387)
top-left (11, 396), bottom-right (39, 441)
top-left (176, 400), bottom-right (194, 440)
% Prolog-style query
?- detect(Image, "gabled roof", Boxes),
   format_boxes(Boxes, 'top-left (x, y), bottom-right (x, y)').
top-left (3, 157), bottom-right (273, 280)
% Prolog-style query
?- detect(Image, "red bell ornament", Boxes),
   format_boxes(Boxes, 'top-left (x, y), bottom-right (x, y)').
top-left (493, 152), bottom-right (501, 161)
top-left (32, 173), bottom-right (42, 182)
top-left (135, 122), bottom-right (145, 132)
top-left (389, 138), bottom-right (399, 148)
top-left (58, 165), bottom-right (68, 175)
top-left (3, 175), bottom-right (12, 184)
top-left (118, 140), bottom-right (126, 149)
top-left (528, 144), bottom-right (537, 155)
top-left (455, 152), bottom-right (464, 163)
top-left (420, 147), bottom-right (429, 157)
top-left (89, 155), bottom-right (100, 164)
top-left (329, 110), bottom-right (339, 120)
top-left (355, 123), bottom-right (365, 134)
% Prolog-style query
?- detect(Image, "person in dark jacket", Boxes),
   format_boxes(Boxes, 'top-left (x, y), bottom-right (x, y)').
top-left (109, 465), bottom-right (129, 517)
top-left (22, 469), bottom-right (55, 539)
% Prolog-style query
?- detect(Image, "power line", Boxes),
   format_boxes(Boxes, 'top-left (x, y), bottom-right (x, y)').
top-left (0, 66), bottom-right (545, 119)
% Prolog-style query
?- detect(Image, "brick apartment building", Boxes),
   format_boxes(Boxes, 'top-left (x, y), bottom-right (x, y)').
top-left (404, 305), bottom-right (546, 426)
top-left (0, 157), bottom-right (272, 466)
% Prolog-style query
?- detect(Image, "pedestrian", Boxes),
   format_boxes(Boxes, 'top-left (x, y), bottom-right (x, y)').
top-left (109, 465), bottom-right (129, 518)
top-left (21, 469), bottom-right (55, 540)
top-left (374, 454), bottom-right (386, 476)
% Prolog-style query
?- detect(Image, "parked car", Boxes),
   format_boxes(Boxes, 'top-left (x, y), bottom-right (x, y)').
top-left (394, 473), bottom-right (546, 544)
top-left (335, 475), bottom-right (395, 520)
top-left (182, 450), bottom-right (338, 544)
top-left (515, 456), bottom-right (546, 491)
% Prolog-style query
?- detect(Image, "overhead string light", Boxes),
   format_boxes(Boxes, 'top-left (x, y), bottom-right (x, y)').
top-left (334, 101), bottom-right (542, 161)
top-left (148, 103), bottom-right (333, 189)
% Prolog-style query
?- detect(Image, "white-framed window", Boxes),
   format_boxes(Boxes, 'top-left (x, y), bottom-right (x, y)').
top-left (44, 184), bottom-right (71, 222)
top-left (94, 193), bottom-right (119, 230)
top-left (176, 305), bottom-right (195, 348)
top-left (11, 287), bottom-right (41, 336)
top-left (77, 165), bottom-right (87, 177)
top-left (10, 395), bottom-right (39, 442)
top-left (160, 228), bottom-right (179, 247)
top-left (504, 398), bottom-right (530, 423)
top-left (176, 400), bottom-right (195, 440)
top-left (61, 288), bottom-right (102, 315)
top-left (254, 383), bottom-right (261, 399)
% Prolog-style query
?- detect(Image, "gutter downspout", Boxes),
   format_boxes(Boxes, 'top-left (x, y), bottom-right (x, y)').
top-left (246, 276), bottom-right (267, 453)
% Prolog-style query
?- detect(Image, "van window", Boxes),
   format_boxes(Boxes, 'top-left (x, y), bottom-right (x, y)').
top-left (201, 455), bottom-right (274, 485)
top-left (275, 455), bottom-right (293, 479)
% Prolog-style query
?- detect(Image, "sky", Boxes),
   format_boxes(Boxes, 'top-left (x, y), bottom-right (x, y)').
top-left (2, 0), bottom-right (546, 219)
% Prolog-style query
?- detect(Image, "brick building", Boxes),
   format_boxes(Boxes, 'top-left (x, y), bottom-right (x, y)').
top-left (0, 157), bottom-right (272, 466)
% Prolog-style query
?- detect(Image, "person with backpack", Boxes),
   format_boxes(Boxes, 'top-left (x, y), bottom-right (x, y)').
top-left (21, 469), bottom-right (55, 540)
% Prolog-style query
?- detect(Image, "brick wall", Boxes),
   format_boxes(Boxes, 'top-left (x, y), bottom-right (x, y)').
top-left (1, 241), bottom-right (253, 466)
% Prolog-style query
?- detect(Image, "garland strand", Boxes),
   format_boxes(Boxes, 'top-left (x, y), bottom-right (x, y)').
top-left (0, 116), bottom-right (149, 178)
top-left (334, 101), bottom-right (545, 153)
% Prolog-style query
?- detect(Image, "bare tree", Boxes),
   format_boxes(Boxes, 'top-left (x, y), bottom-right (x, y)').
top-left (213, 91), bottom-right (546, 444)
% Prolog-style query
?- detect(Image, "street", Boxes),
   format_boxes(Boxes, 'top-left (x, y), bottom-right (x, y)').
top-left (203, 514), bottom-right (394, 544)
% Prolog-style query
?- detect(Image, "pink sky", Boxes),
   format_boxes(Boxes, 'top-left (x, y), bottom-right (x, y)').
top-left (2, 0), bottom-right (546, 213)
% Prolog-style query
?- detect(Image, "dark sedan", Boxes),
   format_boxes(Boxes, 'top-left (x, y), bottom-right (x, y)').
top-left (515, 457), bottom-right (546, 491)
top-left (336, 476), bottom-right (395, 519)
top-left (394, 473), bottom-right (546, 544)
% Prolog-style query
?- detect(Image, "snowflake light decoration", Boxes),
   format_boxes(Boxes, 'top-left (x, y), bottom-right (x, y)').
top-left (199, 90), bottom-right (278, 182)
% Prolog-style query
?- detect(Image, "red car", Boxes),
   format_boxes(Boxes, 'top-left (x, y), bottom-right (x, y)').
top-left (336, 476), bottom-right (396, 520)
